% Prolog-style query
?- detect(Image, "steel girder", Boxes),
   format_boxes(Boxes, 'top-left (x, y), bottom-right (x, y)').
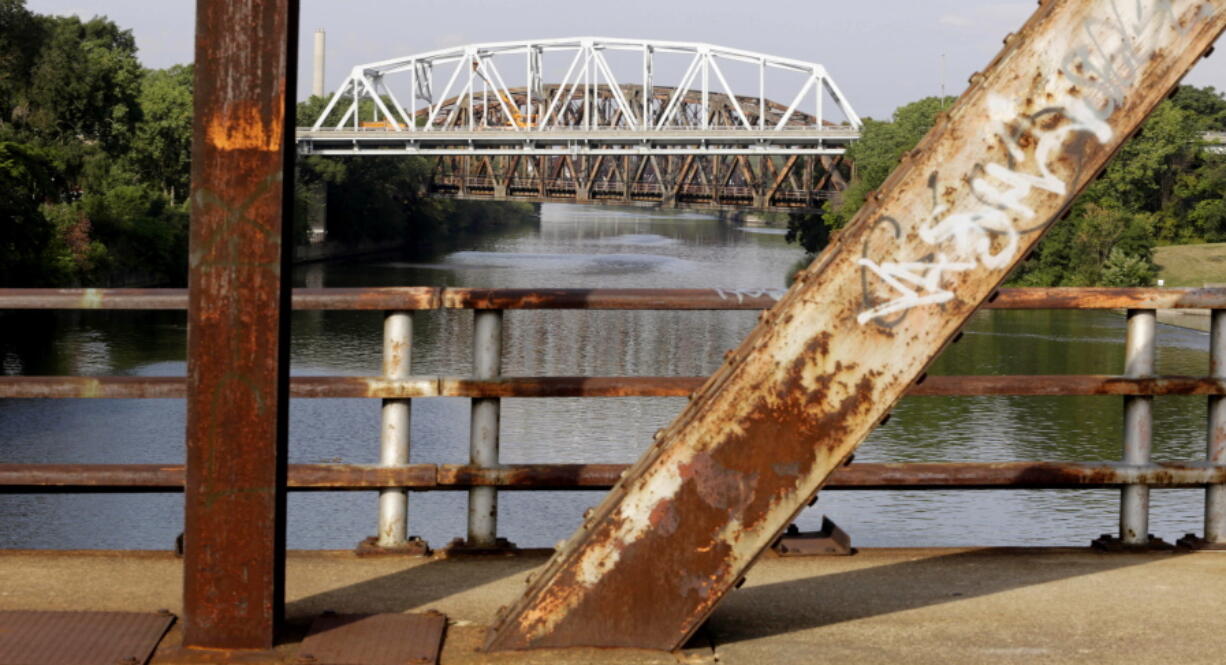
top-left (484, 0), bottom-right (1226, 653)
top-left (424, 152), bottom-right (849, 212)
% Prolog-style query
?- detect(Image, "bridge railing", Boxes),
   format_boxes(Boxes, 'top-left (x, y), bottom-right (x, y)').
top-left (1, 286), bottom-right (1224, 550)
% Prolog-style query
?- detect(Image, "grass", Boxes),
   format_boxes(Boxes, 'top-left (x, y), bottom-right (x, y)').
top-left (1153, 242), bottom-right (1226, 287)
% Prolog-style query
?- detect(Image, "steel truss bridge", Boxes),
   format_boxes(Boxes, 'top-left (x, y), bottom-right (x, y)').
top-left (297, 38), bottom-right (863, 211)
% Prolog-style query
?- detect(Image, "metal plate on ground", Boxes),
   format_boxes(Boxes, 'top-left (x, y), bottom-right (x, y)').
top-left (0, 610), bottom-right (174, 665)
top-left (299, 613), bottom-right (446, 665)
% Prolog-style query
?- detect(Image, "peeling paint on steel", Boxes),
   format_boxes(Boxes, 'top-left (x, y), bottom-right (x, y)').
top-left (485, 0), bottom-right (1226, 652)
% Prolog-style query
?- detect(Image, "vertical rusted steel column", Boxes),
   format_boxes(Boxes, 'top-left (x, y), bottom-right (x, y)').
top-left (378, 311), bottom-right (412, 546)
top-left (1121, 309), bottom-right (1156, 544)
top-left (468, 309), bottom-right (503, 547)
top-left (486, 0), bottom-right (1226, 652)
top-left (183, 0), bottom-right (298, 651)
top-left (1208, 309), bottom-right (1226, 542)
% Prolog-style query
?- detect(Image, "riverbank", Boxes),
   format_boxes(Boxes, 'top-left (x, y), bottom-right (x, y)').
top-left (3, 547), bottom-right (1225, 664)
top-left (1154, 243), bottom-right (1226, 287)
top-left (1147, 243), bottom-right (1226, 332)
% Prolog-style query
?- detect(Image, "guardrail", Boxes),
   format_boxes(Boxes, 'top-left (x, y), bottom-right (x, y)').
top-left (1, 286), bottom-right (1224, 550)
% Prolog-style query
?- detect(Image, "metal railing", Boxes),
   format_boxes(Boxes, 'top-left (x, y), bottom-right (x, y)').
top-left (1, 286), bottom-right (1225, 549)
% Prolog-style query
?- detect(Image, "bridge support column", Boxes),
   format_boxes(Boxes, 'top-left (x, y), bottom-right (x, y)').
top-left (468, 309), bottom-right (504, 547)
top-left (182, 0), bottom-right (298, 650)
top-left (1121, 309), bottom-right (1156, 546)
top-left (1207, 310), bottom-right (1226, 543)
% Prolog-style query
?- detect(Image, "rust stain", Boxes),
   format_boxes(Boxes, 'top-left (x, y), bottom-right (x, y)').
top-left (486, 0), bottom-right (1226, 653)
top-left (206, 102), bottom-right (284, 152)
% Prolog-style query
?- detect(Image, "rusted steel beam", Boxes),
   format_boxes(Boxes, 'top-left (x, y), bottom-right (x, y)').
top-left (6, 462), bottom-right (1226, 492)
top-left (5, 375), bottom-right (1226, 399)
top-left (183, 0), bottom-right (299, 651)
top-left (4, 286), bottom-right (1226, 311)
top-left (487, 1), bottom-right (1226, 652)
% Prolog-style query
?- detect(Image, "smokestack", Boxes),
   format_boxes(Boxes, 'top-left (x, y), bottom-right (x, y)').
top-left (313, 29), bottom-right (326, 97)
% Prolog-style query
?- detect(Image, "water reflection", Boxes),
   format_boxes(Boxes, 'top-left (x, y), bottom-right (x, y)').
top-left (0, 204), bottom-right (1215, 549)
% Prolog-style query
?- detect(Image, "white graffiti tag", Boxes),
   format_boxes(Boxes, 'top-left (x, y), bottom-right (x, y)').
top-left (714, 287), bottom-right (787, 303)
top-left (857, 0), bottom-right (1205, 326)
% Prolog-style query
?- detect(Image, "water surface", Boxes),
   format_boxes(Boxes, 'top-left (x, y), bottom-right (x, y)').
top-left (0, 204), bottom-right (1213, 549)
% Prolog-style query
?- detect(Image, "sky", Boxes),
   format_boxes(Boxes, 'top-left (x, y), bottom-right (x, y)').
top-left (26, 0), bottom-right (1226, 121)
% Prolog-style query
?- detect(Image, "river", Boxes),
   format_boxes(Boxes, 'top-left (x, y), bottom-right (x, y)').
top-left (0, 204), bottom-right (1214, 550)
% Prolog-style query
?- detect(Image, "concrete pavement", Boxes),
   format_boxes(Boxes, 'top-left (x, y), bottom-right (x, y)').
top-left (2, 547), bottom-right (1224, 664)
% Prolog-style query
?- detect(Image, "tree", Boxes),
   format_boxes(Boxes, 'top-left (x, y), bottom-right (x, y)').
top-left (1170, 84), bottom-right (1226, 132)
top-left (130, 64), bottom-right (192, 203)
top-left (0, 141), bottom-right (55, 284)
top-left (785, 96), bottom-right (953, 257)
top-left (825, 96), bottom-right (955, 230)
top-left (0, 0), bottom-right (43, 127)
top-left (23, 14), bottom-right (143, 155)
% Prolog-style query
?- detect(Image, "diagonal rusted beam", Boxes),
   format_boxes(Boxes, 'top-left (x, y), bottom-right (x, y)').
top-left (486, 0), bottom-right (1226, 652)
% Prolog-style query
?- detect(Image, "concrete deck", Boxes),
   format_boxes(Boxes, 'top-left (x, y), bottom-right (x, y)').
top-left (2, 547), bottom-right (1225, 664)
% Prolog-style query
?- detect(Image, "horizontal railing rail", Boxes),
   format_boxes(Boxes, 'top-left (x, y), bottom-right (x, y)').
top-left (3, 462), bottom-right (1224, 492)
top-left (2, 375), bottom-right (1226, 399)
top-left (3, 286), bottom-right (1225, 550)
top-left (3, 286), bottom-right (1226, 311)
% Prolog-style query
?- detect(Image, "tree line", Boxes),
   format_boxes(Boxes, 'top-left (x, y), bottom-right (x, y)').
top-left (787, 86), bottom-right (1226, 286)
top-left (0, 0), bottom-right (534, 287)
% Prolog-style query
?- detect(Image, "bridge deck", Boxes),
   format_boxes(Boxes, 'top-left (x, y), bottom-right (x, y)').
top-left (3, 547), bottom-right (1223, 664)
top-left (296, 128), bottom-right (859, 156)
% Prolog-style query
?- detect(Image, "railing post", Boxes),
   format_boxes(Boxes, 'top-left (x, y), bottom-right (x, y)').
top-left (1207, 309), bottom-right (1226, 543)
top-left (468, 309), bottom-right (503, 547)
top-left (377, 311), bottom-right (412, 546)
top-left (1121, 308), bottom-right (1156, 545)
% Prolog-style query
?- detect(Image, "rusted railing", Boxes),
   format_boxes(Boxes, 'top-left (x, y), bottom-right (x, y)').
top-left (1, 286), bottom-right (1225, 550)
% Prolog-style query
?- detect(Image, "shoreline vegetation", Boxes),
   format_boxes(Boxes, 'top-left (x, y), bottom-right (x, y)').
top-left (0, 1), bottom-right (537, 288)
top-left (784, 90), bottom-right (1226, 289)
top-left (4, 1), bottom-right (1225, 292)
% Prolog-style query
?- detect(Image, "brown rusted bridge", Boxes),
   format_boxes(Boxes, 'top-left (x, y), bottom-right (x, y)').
top-left (4, 0), bottom-right (1226, 663)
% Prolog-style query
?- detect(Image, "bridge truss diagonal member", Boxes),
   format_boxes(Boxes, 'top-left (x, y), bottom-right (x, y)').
top-left (484, 0), bottom-right (1226, 652)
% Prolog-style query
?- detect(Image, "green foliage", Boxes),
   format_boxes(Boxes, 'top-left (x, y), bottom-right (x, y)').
top-left (0, 140), bottom-right (54, 284)
top-left (1171, 84), bottom-right (1226, 132)
top-left (786, 87), bottom-right (1226, 287)
top-left (826, 96), bottom-right (955, 230)
top-left (0, 2), bottom-right (189, 286)
top-left (23, 13), bottom-right (143, 154)
top-left (130, 64), bottom-right (192, 203)
top-left (1101, 248), bottom-right (1157, 287)
top-left (783, 97), bottom-right (953, 257)
top-left (294, 94), bottom-right (540, 253)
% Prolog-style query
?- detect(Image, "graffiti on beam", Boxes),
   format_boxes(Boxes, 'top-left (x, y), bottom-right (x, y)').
top-left (856, 0), bottom-right (1206, 327)
top-left (714, 288), bottom-right (787, 303)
